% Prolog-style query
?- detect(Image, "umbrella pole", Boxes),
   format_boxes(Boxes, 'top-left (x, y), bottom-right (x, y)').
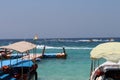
top-left (97, 60), bottom-right (99, 67)
top-left (93, 60), bottom-right (96, 70)
top-left (90, 60), bottom-right (93, 77)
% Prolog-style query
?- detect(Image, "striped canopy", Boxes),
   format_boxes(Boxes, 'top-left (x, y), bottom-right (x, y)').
top-left (90, 42), bottom-right (120, 62)
top-left (0, 41), bottom-right (36, 53)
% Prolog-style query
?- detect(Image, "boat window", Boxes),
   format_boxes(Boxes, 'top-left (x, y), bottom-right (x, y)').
top-left (104, 69), bottom-right (120, 80)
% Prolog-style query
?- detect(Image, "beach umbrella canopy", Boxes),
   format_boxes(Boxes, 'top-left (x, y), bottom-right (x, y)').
top-left (90, 42), bottom-right (120, 62)
top-left (0, 41), bottom-right (36, 53)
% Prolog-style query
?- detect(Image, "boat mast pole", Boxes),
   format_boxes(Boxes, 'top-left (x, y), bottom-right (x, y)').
top-left (42, 46), bottom-right (46, 55)
top-left (33, 34), bottom-right (38, 63)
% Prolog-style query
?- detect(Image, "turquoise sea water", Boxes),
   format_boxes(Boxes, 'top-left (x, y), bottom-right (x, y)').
top-left (0, 38), bottom-right (119, 80)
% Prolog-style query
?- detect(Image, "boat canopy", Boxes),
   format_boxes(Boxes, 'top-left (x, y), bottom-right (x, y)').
top-left (0, 41), bottom-right (36, 53)
top-left (90, 42), bottom-right (120, 62)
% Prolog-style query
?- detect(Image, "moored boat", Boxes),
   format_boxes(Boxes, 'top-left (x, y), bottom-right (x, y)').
top-left (0, 41), bottom-right (38, 80)
top-left (90, 42), bottom-right (120, 80)
top-left (41, 46), bottom-right (67, 59)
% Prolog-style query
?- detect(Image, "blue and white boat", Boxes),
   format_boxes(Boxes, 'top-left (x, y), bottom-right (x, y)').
top-left (0, 41), bottom-right (38, 80)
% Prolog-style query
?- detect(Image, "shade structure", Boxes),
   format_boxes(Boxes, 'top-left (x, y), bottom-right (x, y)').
top-left (0, 41), bottom-right (36, 53)
top-left (90, 42), bottom-right (120, 62)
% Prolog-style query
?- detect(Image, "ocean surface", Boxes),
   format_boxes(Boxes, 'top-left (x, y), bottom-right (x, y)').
top-left (0, 38), bottom-right (119, 80)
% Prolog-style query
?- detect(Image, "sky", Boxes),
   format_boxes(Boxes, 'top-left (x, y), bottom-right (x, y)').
top-left (0, 0), bottom-right (120, 39)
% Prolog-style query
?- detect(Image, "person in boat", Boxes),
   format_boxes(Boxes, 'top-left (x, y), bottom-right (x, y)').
top-left (0, 49), bottom-right (13, 59)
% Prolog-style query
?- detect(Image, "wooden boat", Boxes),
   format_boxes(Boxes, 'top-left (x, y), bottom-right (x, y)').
top-left (0, 60), bottom-right (37, 80)
top-left (41, 46), bottom-right (67, 59)
top-left (90, 42), bottom-right (120, 80)
top-left (0, 41), bottom-right (38, 80)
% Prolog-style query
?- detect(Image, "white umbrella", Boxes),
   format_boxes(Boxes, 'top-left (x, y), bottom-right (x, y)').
top-left (0, 41), bottom-right (36, 53)
top-left (90, 42), bottom-right (120, 62)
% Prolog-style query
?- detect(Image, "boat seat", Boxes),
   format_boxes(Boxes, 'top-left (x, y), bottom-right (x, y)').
top-left (0, 74), bottom-right (9, 79)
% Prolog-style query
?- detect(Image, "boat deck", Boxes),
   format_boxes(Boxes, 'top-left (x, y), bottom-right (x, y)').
top-left (22, 53), bottom-right (42, 60)
top-left (22, 52), bottom-right (66, 60)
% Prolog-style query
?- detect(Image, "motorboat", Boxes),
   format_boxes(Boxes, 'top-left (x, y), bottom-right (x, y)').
top-left (90, 42), bottom-right (120, 80)
top-left (0, 41), bottom-right (38, 80)
top-left (41, 46), bottom-right (67, 59)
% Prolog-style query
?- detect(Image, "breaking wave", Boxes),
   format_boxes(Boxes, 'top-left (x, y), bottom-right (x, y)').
top-left (36, 45), bottom-right (93, 50)
top-left (46, 38), bottom-right (115, 42)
